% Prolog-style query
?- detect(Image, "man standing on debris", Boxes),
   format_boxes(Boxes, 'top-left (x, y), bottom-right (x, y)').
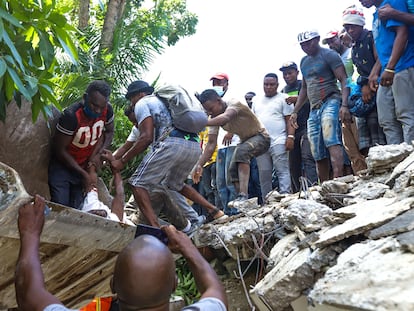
top-left (290, 30), bottom-right (350, 182)
top-left (359, 0), bottom-right (414, 145)
top-left (109, 81), bottom-right (226, 227)
top-left (48, 80), bottom-right (114, 209)
top-left (279, 61), bottom-right (318, 193)
top-left (15, 195), bottom-right (228, 311)
top-left (193, 89), bottom-right (270, 206)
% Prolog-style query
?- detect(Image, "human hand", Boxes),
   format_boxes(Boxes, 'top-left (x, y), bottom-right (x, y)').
top-left (285, 136), bottom-right (294, 151)
top-left (378, 4), bottom-right (394, 20)
top-left (285, 96), bottom-right (298, 105)
top-left (368, 75), bottom-right (379, 93)
top-left (379, 70), bottom-right (394, 87)
top-left (222, 132), bottom-right (233, 146)
top-left (340, 106), bottom-right (352, 124)
top-left (18, 195), bottom-right (46, 238)
top-left (361, 84), bottom-right (374, 103)
top-left (191, 164), bottom-right (203, 184)
top-left (289, 112), bottom-right (299, 129)
top-left (161, 225), bottom-right (194, 254)
top-left (101, 149), bottom-right (116, 162)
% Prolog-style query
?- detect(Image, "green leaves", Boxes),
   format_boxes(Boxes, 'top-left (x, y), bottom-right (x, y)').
top-left (0, 0), bottom-right (78, 123)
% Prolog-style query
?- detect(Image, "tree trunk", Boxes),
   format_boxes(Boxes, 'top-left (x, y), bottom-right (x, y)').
top-left (99, 0), bottom-right (126, 53)
top-left (78, 0), bottom-right (90, 29)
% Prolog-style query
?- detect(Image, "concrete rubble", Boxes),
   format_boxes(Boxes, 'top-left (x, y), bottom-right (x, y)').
top-left (193, 143), bottom-right (414, 311)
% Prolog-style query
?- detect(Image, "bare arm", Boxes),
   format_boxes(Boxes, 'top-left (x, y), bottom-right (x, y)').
top-left (111, 170), bottom-right (125, 222)
top-left (284, 115), bottom-right (295, 151)
top-left (379, 4), bottom-right (414, 25)
top-left (53, 132), bottom-right (90, 182)
top-left (206, 108), bottom-right (237, 127)
top-left (113, 140), bottom-right (134, 159)
top-left (162, 225), bottom-right (228, 307)
top-left (110, 117), bottom-right (154, 171)
top-left (15, 195), bottom-right (62, 311)
top-left (334, 65), bottom-right (352, 123)
top-left (379, 25), bottom-right (408, 87)
top-left (289, 79), bottom-right (308, 129)
top-left (192, 133), bottom-right (218, 184)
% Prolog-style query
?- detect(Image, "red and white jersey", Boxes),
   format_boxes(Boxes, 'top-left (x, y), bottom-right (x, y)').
top-left (56, 102), bottom-right (114, 166)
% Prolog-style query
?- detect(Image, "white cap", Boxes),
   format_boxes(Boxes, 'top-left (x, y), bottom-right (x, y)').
top-left (297, 30), bottom-right (320, 43)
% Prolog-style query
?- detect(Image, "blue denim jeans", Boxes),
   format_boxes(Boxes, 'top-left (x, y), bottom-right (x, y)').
top-left (216, 146), bottom-right (237, 210)
top-left (307, 96), bottom-right (342, 161)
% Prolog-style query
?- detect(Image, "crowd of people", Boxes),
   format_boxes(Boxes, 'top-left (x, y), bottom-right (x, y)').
top-left (14, 0), bottom-right (414, 310)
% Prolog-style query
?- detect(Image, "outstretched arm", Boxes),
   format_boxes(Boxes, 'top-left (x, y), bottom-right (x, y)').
top-left (15, 195), bottom-right (62, 311)
top-left (162, 225), bottom-right (228, 307)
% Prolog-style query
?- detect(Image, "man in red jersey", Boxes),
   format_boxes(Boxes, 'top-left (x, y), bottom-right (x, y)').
top-left (48, 80), bottom-right (114, 209)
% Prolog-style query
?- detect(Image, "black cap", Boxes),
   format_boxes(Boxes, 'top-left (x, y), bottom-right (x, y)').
top-left (279, 61), bottom-right (298, 72)
top-left (125, 80), bottom-right (154, 99)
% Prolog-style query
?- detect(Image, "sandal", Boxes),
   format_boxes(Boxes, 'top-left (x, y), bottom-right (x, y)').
top-left (206, 208), bottom-right (228, 223)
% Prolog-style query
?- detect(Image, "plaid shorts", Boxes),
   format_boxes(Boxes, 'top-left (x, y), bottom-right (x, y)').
top-left (129, 137), bottom-right (201, 192)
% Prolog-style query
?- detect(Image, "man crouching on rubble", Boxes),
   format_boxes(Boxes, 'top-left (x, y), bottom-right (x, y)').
top-left (14, 195), bottom-right (228, 311)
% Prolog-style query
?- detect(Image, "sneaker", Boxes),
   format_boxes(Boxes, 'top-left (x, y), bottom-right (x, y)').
top-left (192, 215), bottom-right (206, 226)
top-left (233, 193), bottom-right (248, 209)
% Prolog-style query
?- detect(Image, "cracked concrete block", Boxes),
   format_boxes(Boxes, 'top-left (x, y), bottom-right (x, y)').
top-left (250, 247), bottom-right (314, 311)
top-left (309, 237), bottom-right (414, 311)
top-left (368, 208), bottom-right (414, 239)
top-left (314, 197), bottom-right (414, 248)
top-left (397, 230), bottom-right (414, 253)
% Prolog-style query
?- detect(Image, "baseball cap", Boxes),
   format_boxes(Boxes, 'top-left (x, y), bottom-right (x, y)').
top-left (125, 80), bottom-right (154, 99)
top-left (322, 30), bottom-right (339, 45)
top-left (210, 72), bottom-right (229, 81)
top-left (279, 61), bottom-right (298, 72)
top-left (297, 30), bottom-right (320, 44)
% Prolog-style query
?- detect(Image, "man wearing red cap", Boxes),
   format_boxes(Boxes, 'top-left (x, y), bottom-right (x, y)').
top-left (208, 72), bottom-right (239, 214)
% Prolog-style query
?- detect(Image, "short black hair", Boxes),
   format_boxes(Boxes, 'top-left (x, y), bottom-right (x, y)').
top-left (245, 91), bottom-right (256, 97)
top-left (264, 73), bottom-right (278, 80)
top-left (86, 80), bottom-right (111, 98)
top-left (198, 89), bottom-right (220, 105)
top-left (124, 105), bottom-right (134, 117)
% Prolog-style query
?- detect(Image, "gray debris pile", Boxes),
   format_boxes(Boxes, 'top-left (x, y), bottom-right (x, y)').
top-left (193, 143), bottom-right (414, 311)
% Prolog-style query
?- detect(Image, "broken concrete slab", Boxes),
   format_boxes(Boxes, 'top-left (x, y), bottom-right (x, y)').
top-left (314, 197), bottom-right (414, 248)
top-left (279, 200), bottom-right (334, 233)
top-left (397, 230), bottom-right (414, 253)
top-left (366, 143), bottom-right (413, 173)
top-left (309, 237), bottom-right (414, 311)
top-left (250, 247), bottom-right (314, 311)
top-left (368, 208), bottom-right (414, 239)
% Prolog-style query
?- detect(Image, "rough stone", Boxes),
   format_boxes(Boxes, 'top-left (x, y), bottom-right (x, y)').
top-left (368, 208), bottom-right (414, 239)
top-left (279, 200), bottom-right (334, 233)
top-left (250, 247), bottom-right (314, 311)
top-left (366, 143), bottom-right (413, 173)
top-left (397, 230), bottom-right (414, 253)
top-left (309, 237), bottom-right (414, 311)
top-left (314, 197), bottom-right (414, 248)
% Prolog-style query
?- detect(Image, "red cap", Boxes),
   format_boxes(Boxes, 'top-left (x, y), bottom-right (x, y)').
top-left (322, 30), bottom-right (339, 44)
top-left (210, 72), bottom-right (229, 81)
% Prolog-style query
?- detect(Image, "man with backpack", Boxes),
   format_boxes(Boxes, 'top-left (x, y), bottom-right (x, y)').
top-left (109, 81), bottom-right (226, 227)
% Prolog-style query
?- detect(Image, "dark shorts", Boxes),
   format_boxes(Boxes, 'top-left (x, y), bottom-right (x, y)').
top-left (229, 132), bottom-right (270, 182)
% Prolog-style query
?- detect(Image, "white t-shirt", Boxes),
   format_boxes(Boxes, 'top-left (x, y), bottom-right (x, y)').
top-left (127, 126), bottom-right (140, 142)
top-left (252, 92), bottom-right (293, 146)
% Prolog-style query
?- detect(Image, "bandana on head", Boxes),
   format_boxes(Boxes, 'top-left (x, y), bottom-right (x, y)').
top-left (342, 5), bottom-right (365, 26)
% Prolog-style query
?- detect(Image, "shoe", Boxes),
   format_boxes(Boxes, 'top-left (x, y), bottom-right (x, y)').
top-left (206, 208), bottom-right (228, 223)
top-left (185, 221), bottom-right (203, 238)
top-left (192, 215), bottom-right (206, 226)
top-left (233, 193), bottom-right (248, 209)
